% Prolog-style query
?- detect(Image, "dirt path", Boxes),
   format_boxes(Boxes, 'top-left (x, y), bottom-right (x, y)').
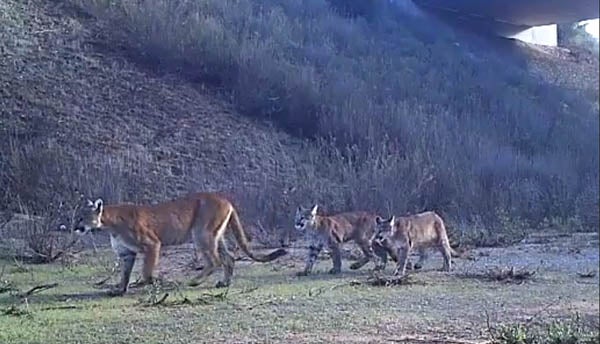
top-left (145, 231), bottom-right (599, 343)
top-left (1, 231), bottom-right (598, 343)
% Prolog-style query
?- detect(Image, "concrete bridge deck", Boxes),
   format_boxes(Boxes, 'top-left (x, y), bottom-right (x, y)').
top-left (412, 0), bottom-right (599, 45)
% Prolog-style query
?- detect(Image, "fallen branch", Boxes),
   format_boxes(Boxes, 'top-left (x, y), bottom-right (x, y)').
top-left (459, 266), bottom-right (536, 284)
top-left (40, 305), bottom-right (80, 311)
top-left (367, 274), bottom-right (421, 287)
top-left (241, 298), bottom-right (280, 311)
top-left (93, 276), bottom-right (113, 287)
top-left (1, 305), bottom-right (30, 317)
top-left (19, 283), bottom-right (58, 298)
top-left (308, 280), bottom-right (363, 297)
top-left (577, 270), bottom-right (597, 278)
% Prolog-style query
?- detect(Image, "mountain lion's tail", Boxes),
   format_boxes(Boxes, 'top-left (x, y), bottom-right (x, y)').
top-left (228, 208), bottom-right (287, 262)
top-left (435, 217), bottom-right (466, 259)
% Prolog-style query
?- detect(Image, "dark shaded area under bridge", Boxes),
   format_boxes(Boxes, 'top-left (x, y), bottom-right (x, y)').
top-left (413, 0), bottom-right (599, 36)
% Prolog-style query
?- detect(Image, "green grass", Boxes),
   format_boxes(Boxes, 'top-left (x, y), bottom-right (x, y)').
top-left (1, 247), bottom-right (598, 344)
top-left (0, 257), bottom-right (392, 343)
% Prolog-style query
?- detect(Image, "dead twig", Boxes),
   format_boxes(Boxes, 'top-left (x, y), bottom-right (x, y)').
top-left (19, 283), bottom-right (58, 298)
top-left (93, 275), bottom-right (113, 287)
top-left (367, 273), bottom-right (419, 287)
top-left (1, 305), bottom-right (30, 317)
top-left (308, 280), bottom-right (363, 297)
top-left (577, 270), bottom-right (597, 278)
top-left (459, 266), bottom-right (536, 284)
top-left (240, 298), bottom-right (280, 311)
top-left (40, 305), bottom-right (80, 311)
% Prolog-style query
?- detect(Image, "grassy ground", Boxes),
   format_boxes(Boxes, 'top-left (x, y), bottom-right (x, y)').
top-left (1, 233), bottom-right (598, 344)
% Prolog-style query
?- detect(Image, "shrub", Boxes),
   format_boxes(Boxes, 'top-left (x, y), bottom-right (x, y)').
top-left (491, 315), bottom-right (600, 344)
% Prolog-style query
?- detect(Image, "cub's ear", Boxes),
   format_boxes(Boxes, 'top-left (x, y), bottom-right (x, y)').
top-left (310, 204), bottom-right (318, 216)
top-left (93, 198), bottom-right (104, 213)
top-left (297, 206), bottom-right (303, 212)
top-left (375, 216), bottom-right (383, 224)
top-left (86, 199), bottom-right (94, 207)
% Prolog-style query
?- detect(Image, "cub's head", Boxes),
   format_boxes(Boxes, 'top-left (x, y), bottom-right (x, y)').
top-left (73, 198), bottom-right (104, 234)
top-left (294, 204), bottom-right (319, 231)
top-left (373, 215), bottom-right (395, 243)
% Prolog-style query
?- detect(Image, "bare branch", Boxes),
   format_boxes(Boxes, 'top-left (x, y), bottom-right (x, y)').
top-left (19, 283), bottom-right (58, 298)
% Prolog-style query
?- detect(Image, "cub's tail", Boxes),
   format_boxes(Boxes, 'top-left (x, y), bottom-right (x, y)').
top-left (228, 208), bottom-right (287, 262)
top-left (435, 216), bottom-right (470, 259)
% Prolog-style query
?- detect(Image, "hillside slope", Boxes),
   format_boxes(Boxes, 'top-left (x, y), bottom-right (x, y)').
top-left (1, 0), bottom-right (598, 245)
top-left (0, 0), bottom-right (317, 241)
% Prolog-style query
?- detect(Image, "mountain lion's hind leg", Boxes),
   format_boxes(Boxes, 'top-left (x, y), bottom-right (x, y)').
top-left (215, 238), bottom-right (235, 288)
top-left (188, 211), bottom-right (231, 287)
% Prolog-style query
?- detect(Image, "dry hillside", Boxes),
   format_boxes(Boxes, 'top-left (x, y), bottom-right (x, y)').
top-left (0, 0), bottom-right (330, 243)
top-left (1, 0), bottom-right (598, 245)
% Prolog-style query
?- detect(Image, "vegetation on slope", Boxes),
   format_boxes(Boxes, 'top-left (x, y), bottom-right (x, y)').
top-left (2, 0), bottom-right (598, 248)
top-left (0, 0), bottom-right (316, 248)
top-left (71, 0), bottom-right (598, 234)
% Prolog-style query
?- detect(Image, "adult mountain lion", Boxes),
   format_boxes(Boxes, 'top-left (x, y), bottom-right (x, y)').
top-left (74, 193), bottom-right (287, 295)
top-left (372, 211), bottom-right (461, 276)
top-left (294, 204), bottom-right (388, 276)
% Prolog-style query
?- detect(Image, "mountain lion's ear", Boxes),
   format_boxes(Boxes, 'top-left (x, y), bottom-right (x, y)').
top-left (93, 198), bottom-right (104, 214)
top-left (389, 216), bottom-right (395, 226)
top-left (376, 216), bottom-right (382, 224)
top-left (310, 204), bottom-right (318, 216)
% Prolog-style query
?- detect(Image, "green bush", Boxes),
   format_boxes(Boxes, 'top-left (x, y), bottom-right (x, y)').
top-left (492, 315), bottom-right (600, 344)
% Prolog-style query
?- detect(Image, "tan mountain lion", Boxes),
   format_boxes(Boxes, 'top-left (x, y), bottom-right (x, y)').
top-left (74, 193), bottom-right (287, 295)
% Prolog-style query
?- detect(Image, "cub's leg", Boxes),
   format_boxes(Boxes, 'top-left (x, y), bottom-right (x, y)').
top-left (413, 247), bottom-right (428, 270)
top-left (328, 243), bottom-right (342, 274)
top-left (371, 240), bottom-right (388, 271)
top-left (392, 239), bottom-right (412, 277)
top-left (349, 238), bottom-right (374, 270)
top-left (439, 239), bottom-right (452, 272)
top-left (297, 243), bottom-right (323, 276)
top-left (215, 237), bottom-right (235, 288)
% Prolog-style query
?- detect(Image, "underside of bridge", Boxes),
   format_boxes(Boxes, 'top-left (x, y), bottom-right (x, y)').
top-left (412, 0), bottom-right (600, 46)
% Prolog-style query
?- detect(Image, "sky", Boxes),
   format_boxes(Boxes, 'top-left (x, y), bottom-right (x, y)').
top-left (582, 18), bottom-right (599, 38)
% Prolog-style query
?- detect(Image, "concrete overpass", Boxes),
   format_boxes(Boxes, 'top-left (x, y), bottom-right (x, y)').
top-left (412, 0), bottom-right (600, 46)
